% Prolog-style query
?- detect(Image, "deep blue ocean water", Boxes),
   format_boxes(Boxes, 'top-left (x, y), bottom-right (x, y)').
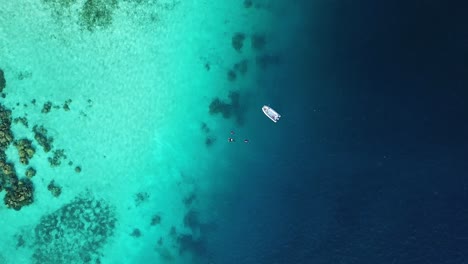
top-left (208, 1), bottom-right (468, 263)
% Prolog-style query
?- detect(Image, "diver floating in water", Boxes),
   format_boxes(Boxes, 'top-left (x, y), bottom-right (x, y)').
top-left (228, 131), bottom-right (249, 143)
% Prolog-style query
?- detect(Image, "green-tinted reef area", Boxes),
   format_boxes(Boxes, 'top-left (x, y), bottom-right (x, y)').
top-left (0, 68), bottom-right (84, 210)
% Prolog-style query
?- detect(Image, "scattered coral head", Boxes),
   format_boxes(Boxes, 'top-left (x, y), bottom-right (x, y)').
top-left (4, 178), bottom-right (34, 211)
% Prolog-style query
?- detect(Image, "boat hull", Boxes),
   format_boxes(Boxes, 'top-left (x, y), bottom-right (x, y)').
top-left (262, 105), bottom-right (281, 123)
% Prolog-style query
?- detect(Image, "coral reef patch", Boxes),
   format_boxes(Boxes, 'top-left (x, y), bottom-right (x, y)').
top-left (0, 105), bottom-right (14, 150)
top-left (151, 214), bottom-right (161, 226)
top-left (0, 104), bottom-right (36, 211)
top-left (47, 180), bottom-right (62, 197)
top-left (134, 191), bottom-right (150, 206)
top-left (4, 178), bottom-right (34, 210)
top-left (41, 101), bottom-right (52, 114)
top-left (130, 228), bottom-right (141, 238)
top-left (32, 194), bottom-right (116, 264)
top-left (251, 33), bottom-right (266, 51)
top-left (25, 167), bottom-right (37, 178)
top-left (13, 116), bottom-right (29, 127)
top-left (256, 54), bottom-right (281, 69)
top-left (232, 32), bottom-right (246, 52)
top-left (13, 139), bottom-right (35, 165)
top-left (0, 69), bottom-right (5, 93)
top-left (79, 0), bottom-right (118, 31)
top-left (33, 125), bottom-right (54, 153)
top-left (233, 59), bottom-right (248, 75)
top-left (208, 91), bottom-right (244, 125)
top-left (48, 149), bottom-right (67, 167)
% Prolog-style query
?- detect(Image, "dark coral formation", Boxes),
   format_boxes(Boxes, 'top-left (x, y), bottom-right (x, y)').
top-left (0, 160), bottom-right (17, 193)
top-left (135, 192), bottom-right (149, 206)
top-left (151, 214), bottom-right (161, 226)
top-left (17, 71), bottom-right (32, 80)
top-left (13, 116), bottom-right (29, 127)
top-left (0, 105), bottom-right (14, 150)
top-left (25, 167), bottom-right (37, 178)
top-left (0, 68), bottom-right (5, 93)
top-left (209, 98), bottom-right (232, 118)
top-left (200, 122), bottom-right (210, 133)
top-left (33, 125), bottom-right (53, 152)
top-left (0, 105), bottom-right (32, 210)
top-left (32, 195), bottom-right (116, 264)
top-left (42, 0), bottom-right (77, 8)
top-left (41, 101), bottom-right (52, 113)
top-left (177, 234), bottom-right (207, 257)
top-left (80, 0), bottom-right (118, 31)
top-left (243, 0), bottom-right (253, 8)
top-left (256, 54), bottom-right (281, 69)
top-left (47, 180), bottom-right (62, 197)
top-left (15, 234), bottom-right (26, 248)
top-left (13, 139), bottom-right (35, 165)
top-left (233, 59), bottom-right (248, 75)
top-left (208, 91), bottom-right (244, 125)
top-left (48, 148), bottom-right (67, 167)
top-left (130, 228), bottom-right (141, 237)
top-left (4, 178), bottom-right (34, 211)
top-left (183, 193), bottom-right (196, 207)
top-left (232, 32), bottom-right (246, 52)
top-left (75, 166), bottom-right (81, 173)
top-left (175, 210), bottom-right (217, 260)
top-left (251, 33), bottom-right (266, 51)
top-left (205, 137), bottom-right (215, 147)
top-left (201, 123), bottom-right (216, 147)
top-left (227, 69), bottom-right (237, 82)
top-left (183, 210), bottom-right (200, 231)
top-left (63, 99), bottom-right (72, 111)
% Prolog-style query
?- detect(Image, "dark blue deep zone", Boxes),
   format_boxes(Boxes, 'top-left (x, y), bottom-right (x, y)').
top-left (207, 1), bottom-right (468, 264)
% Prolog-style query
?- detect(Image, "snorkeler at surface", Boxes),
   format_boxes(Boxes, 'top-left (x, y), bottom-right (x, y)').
top-left (228, 131), bottom-right (248, 143)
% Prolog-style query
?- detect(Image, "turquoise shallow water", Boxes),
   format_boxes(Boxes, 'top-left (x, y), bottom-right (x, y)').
top-left (6, 1), bottom-right (467, 264)
top-left (0, 1), bottom-right (285, 263)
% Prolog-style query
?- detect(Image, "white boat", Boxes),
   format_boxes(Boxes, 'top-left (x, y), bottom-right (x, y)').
top-left (262, 105), bottom-right (281, 123)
